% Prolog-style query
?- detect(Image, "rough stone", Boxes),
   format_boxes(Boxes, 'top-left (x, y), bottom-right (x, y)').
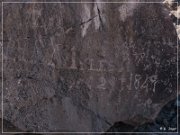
top-left (1, 0), bottom-right (178, 133)
top-left (105, 96), bottom-right (179, 133)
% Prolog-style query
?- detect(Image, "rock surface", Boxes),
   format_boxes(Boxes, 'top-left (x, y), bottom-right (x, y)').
top-left (1, 0), bottom-right (178, 133)
top-left (105, 96), bottom-right (179, 134)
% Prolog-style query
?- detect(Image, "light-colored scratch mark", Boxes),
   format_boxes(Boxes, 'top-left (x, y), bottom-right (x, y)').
top-left (30, 4), bottom-right (42, 26)
top-left (50, 37), bottom-right (56, 59)
top-left (99, 60), bottom-right (106, 71)
top-left (153, 81), bottom-right (158, 93)
top-left (7, 57), bottom-right (124, 74)
top-left (141, 75), bottom-right (149, 93)
top-left (38, 35), bottom-right (45, 48)
top-left (134, 74), bottom-right (141, 90)
top-left (90, 59), bottom-right (94, 70)
top-left (97, 75), bottom-right (106, 90)
top-left (149, 75), bottom-right (157, 83)
top-left (48, 37), bottom-right (56, 68)
top-left (70, 46), bottom-right (77, 69)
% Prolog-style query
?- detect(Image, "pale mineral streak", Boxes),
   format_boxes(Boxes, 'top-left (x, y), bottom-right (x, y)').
top-left (81, 4), bottom-right (92, 37)
top-left (118, 3), bottom-right (138, 22)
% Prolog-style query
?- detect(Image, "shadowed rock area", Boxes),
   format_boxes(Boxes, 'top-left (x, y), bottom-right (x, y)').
top-left (105, 96), bottom-right (179, 134)
top-left (1, 0), bottom-right (178, 133)
top-left (0, 96), bottom-right (179, 134)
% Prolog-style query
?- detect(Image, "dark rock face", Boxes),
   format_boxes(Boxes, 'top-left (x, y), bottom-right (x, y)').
top-left (2, 0), bottom-right (178, 132)
top-left (105, 96), bottom-right (179, 134)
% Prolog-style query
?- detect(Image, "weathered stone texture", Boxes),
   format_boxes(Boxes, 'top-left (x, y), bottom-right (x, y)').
top-left (1, 0), bottom-right (178, 132)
